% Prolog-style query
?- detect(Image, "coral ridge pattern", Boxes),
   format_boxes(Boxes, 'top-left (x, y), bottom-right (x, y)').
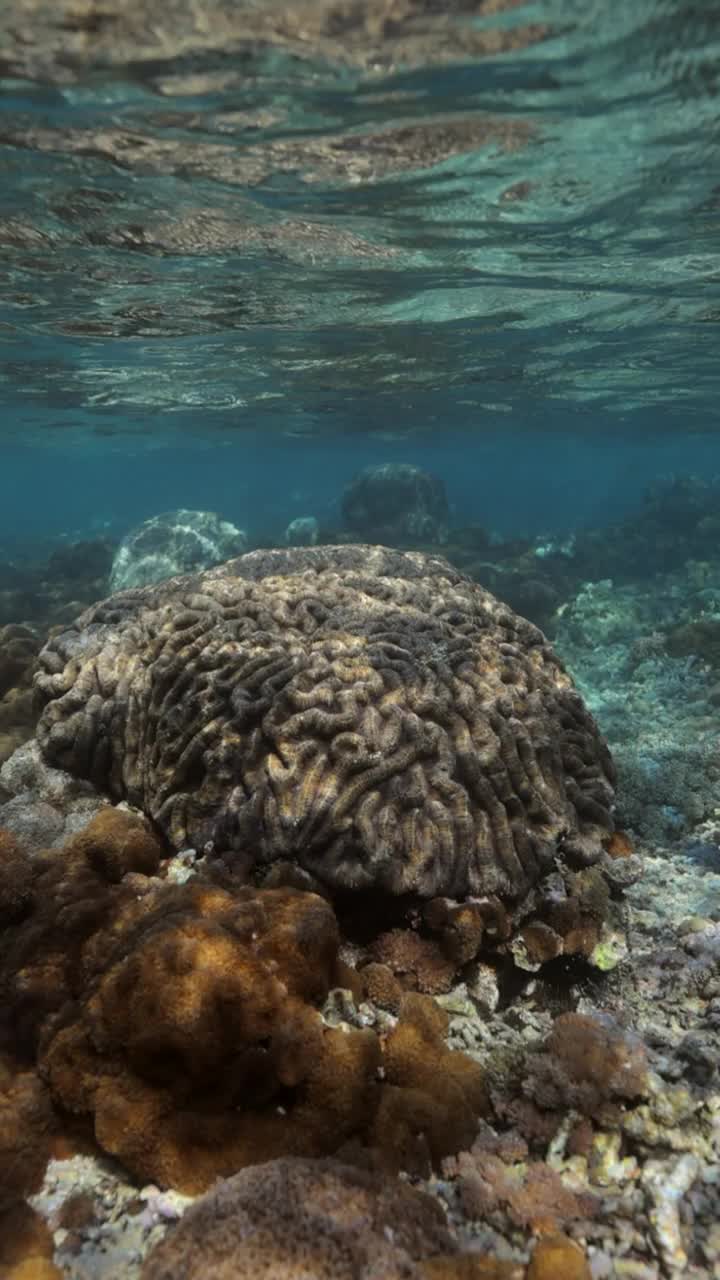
top-left (34, 546), bottom-right (616, 914)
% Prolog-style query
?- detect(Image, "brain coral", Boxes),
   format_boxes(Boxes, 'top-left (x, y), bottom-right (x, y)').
top-left (109, 508), bottom-right (248, 591)
top-left (35, 546), bottom-right (616, 921)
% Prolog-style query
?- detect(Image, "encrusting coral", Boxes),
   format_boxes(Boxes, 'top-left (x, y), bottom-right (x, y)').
top-left (0, 810), bottom-right (486, 1196)
top-left (139, 1154), bottom-right (538, 1280)
top-left (444, 1130), bottom-right (597, 1235)
top-left (0, 1057), bottom-right (60, 1280)
top-left (140, 1155), bottom-right (458, 1280)
top-left (34, 545), bottom-right (627, 963)
top-left (526, 1012), bottom-right (650, 1124)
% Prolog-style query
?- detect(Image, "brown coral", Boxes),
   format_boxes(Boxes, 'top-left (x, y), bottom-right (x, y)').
top-left (38, 878), bottom-right (360, 1192)
top-left (371, 994), bottom-right (487, 1175)
top-left (447, 1144), bottom-right (596, 1234)
top-left (35, 545), bottom-right (618, 956)
top-left (0, 1202), bottom-right (62, 1280)
top-left (0, 624), bottom-right (39, 766)
top-left (0, 809), bottom-right (165, 1060)
top-left (0, 1058), bottom-right (55, 1213)
top-left (141, 1156), bottom-right (457, 1280)
top-left (0, 828), bottom-right (34, 924)
top-left (543, 1013), bottom-right (649, 1106)
top-left (360, 961), bottom-right (403, 1013)
top-left (423, 897), bottom-right (487, 965)
top-left (370, 928), bottom-right (456, 994)
top-left (1, 810), bottom-right (486, 1194)
top-left (527, 1234), bottom-right (592, 1280)
top-left (524, 1012), bottom-right (650, 1129)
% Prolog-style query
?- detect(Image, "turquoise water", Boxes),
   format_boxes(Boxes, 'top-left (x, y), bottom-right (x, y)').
top-left (1, 0), bottom-right (719, 549)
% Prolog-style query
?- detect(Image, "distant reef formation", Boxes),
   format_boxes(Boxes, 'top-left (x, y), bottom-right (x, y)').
top-left (341, 463), bottom-right (450, 545)
top-left (109, 508), bottom-right (248, 591)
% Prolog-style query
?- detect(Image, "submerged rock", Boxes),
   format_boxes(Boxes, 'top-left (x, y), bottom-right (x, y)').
top-left (284, 515), bottom-right (319, 546)
top-left (341, 464), bottom-right (449, 545)
top-left (110, 508), bottom-right (247, 591)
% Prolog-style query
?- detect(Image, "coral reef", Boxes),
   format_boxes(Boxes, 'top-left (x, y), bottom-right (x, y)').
top-left (341, 464), bottom-right (449, 544)
top-left (35, 545), bottom-right (623, 966)
top-left (140, 1156), bottom-right (458, 1280)
top-left (0, 810), bottom-right (486, 1196)
top-left (0, 739), bottom-right (107, 848)
top-left (109, 509), bottom-right (247, 591)
top-left (3, 802), bottom-right (715, 1276)
top-left (553, 574), bottom-right (720, 842)
top-left (0, 540), bottom-right (114, 630)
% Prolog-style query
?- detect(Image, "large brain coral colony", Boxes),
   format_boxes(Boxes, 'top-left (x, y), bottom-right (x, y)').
top-left (0, 544), bottom-right (638, 1276)
top-left (34, 545), bottom-right (630, 965)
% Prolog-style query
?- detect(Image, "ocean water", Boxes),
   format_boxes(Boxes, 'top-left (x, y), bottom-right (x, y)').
top-left (2, 2), bottom-right (720, 1276)
top-left (1, 0), bottom-right (719, 550)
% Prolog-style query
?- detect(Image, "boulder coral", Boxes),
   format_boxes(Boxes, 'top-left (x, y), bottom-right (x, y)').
top-left (341, 463), bottom-right (449, 544)
top-left (109, 508), bottom-right (248, 591)
top-left (35, 545), bottom-right (623, 962)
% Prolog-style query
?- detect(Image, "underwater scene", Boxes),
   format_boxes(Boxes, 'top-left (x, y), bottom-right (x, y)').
top-left (1, 1), bottom-right (720, 1277)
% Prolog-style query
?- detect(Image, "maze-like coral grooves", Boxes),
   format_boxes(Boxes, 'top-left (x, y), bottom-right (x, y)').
top-left (35, 546), bottom-right (615, 901)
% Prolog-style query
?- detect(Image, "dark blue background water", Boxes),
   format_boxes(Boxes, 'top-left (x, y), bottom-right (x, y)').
top-left (2, 412), bottom-right (719, 554)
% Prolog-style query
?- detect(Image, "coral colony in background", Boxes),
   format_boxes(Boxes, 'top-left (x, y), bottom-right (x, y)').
top-left (1, 468), bottom-right (719, 1279)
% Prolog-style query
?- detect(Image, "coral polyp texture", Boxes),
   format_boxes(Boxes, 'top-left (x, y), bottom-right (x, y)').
top-left (35, 546), bottom-right (619, 942)
top-left (140, 1155), bottom-right (458, 1280)
top-left (0, 811), bottom-right (485, 1194)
